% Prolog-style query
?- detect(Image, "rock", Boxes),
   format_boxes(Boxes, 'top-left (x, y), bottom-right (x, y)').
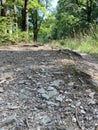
top-left (27, 75), bottom-right (32, 80)
top-left (65, 98), bottom-right (72, 102)
top-left (0, 88), bottom-right (4, 93)
top-left (0, 128), bottom-right (5, 130)
top-left (8, 105), bottom-right (19, 110)
top-left (72, 116), bottom-right (76, 123)
top-left (56, 95), bottom-right (64, 102)
top-left (88, 116), bottom-right (93, 121)
top-left (0, 114), bottom-right (16, 128)
top-left (80, 109), bottom-right (86, 114)
top-left (96, 115), bottom-right (98, 119)
top-left (89, 92), bottom-right (95, 98)
top-left (88, 98), bottom-right (96, 105)
top-left (53, 72), bottom-right (64, 75)
top-left (76, 101), bottom-right (81, 107)
top-left (38, 88), bottom-right (46, 94)
top-left (48, 89), bottom-right (58, 98)
top-left (41, 93), bottom-right (49, 100)
top-left (19, 93), bottom-right (28, 100)
top-left (50, 80), bottom-right (64, 87)
top-left (47, 86), bottom-right (54, 91)
top-left (0, 97), bottom-right (5, 105)
top-left (70, 104), bottom-right (75, 108)
top-left (80, 106), bottom-right (83, 109)
top-left (17, 119), bottom-right (25, 126)
top-left (0, 79), bottom-right (6, 86)
top-left (68, 82), bottom-right (74, 86)
top-left (24, 65), bottom-right (33, 71)
top-left (90, 78), bottom-right (98, 88)
top-left (19, 80), bottom-right (26, 84)
top-left (39, 115), bottom-right (51, 124)
top-left (85, 116), bottom-right (93, 121)
top-left (46, 101), bottom-right (59, 107)
top-left (56, 125), bottom-right (67, 130)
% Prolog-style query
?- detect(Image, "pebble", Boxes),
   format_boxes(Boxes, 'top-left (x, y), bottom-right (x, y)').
top-left (38, 88), bottom-right (46, 94)
top-left (56, 125), bottom-right (67, 130)
top-left (85, 116), bottom-right (93, 121)
top-left (0, 98), bottom-right (5, 105)
top-left (41, 93), bottom-right (49, 100)
top-left (19, 80), bottom-right (26, 84)
top-left (65, 98), bottom-right (72, 102)
top-left (0, 114), bottom-right (16, 128)
top-left (76, 101), bottom-right (81, 107)
top-left (50, 80), bottom-right (64, 86)
top-left (72, 116), bottom-right (76, 123)
top-left (46, 101), bottom-right (59, 107)
top-left (68, 82), bottom-right (74, 86)
top-left (80, 109), bottom-right (86, 114)
top-left (80, 106), bottom-right (83, 109)
top-left (48, 89), bottom-right (58, 98)
top-left (19, 93), bottom-right (28, 100)
top-left (0, 88), bottom-right (4, 93)
top-left (56, 95), bottom-right (64, 102)
top-left (70, 104), bottom-right (75, 108)
top-left (47, 86), bottom-right (55, 91)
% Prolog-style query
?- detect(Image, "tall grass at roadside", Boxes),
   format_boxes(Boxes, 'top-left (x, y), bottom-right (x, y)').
top-left (50, 30), bottom-right (98, 57)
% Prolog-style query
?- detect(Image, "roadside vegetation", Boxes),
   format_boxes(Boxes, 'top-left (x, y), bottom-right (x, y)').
top-left (0, 0), bottom-right (98, 57)
top-left (50, 30), bottom-right (98, 57)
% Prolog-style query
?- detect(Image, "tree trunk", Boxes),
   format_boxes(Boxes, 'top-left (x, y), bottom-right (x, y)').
top-left (22, 0), bottom-right (28, 32)
top-left (86, 0), bottom-right (92, 23)
top-left (33, 10), bottom-right (38, 42)
top-left (33, 29), bottom-right (38, 42)
top-left (14, 4), bottom-right (18, 29)
top-left (1, 0), bottom-right (7, 16)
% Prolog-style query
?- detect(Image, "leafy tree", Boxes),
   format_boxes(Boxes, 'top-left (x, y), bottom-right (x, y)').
top-left (29, 0), bottom-right (50, 42)
top-left (52, 0), bottom-right (98, 39)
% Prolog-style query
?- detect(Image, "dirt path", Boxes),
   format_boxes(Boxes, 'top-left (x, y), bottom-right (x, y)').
top-left (0, 45), bottom-right (98, 130)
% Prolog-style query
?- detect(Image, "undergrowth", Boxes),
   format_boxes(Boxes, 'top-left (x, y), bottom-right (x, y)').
top-left (50, 32), bottom-right (98, 57)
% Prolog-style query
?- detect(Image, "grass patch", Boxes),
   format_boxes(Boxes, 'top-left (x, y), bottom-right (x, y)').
top-left (50, 34), bottom-right (98, 57)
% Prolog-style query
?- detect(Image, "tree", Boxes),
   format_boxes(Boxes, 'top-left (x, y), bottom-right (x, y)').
top-left (22, 0), bottom-right (29, 32)
top-left (29, 0), bottom-right (50, 42)
top-left (1, 0), bottom-right (7, 16)
top-left (52, 0), bottom-right (98, 39)
top-left (75, 0), bottom-right (97, 23)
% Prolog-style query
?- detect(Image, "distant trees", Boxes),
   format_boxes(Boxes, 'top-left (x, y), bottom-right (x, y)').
top-left (51, 0), bottom-right (98, 39)
top-left (29, 0), bottom-right (50, 41)
top-left (75, 0), bottom-right (97, 23)
top-left (0, 0), bottom-right (98, 43)
top-left (0, 0), bottom-right (50, 43)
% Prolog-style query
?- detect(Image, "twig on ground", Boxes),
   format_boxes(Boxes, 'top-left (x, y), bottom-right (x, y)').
top-left (75, 106), bottom-right (84, 130)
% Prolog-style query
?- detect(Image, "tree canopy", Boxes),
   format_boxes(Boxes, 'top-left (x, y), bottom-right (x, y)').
top-left (0, 0), bottom-right (98, 43)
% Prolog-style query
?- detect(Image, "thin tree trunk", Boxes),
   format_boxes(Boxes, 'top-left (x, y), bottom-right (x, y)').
top-left (33, 29), bottom-right (38, 42)
top-left (1, 0), bottom-right (7, 16)
top-left (22, 0), bottom-right (29, 32)
top-left (33, 9), bottom-right (38, 42)
top-left (14, 4), bottom-right (18, 29)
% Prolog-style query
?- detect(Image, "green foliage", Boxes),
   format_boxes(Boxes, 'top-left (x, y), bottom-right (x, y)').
top-left (50, 27), bottom-right (98, 57)
top-left (51, 0), bottom-right (98, 40)
top-left (38, 14), bottom-right (56, 43)
top-left (0, 16), bottom-right (31, 45)
top-left (0, 0), bottom-right (98, 47)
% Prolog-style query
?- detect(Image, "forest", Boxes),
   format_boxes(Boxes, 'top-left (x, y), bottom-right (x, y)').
top-left (0, 1), bottom-right (98, 130)
top-left (0, 0), bottom-right (98, 55)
